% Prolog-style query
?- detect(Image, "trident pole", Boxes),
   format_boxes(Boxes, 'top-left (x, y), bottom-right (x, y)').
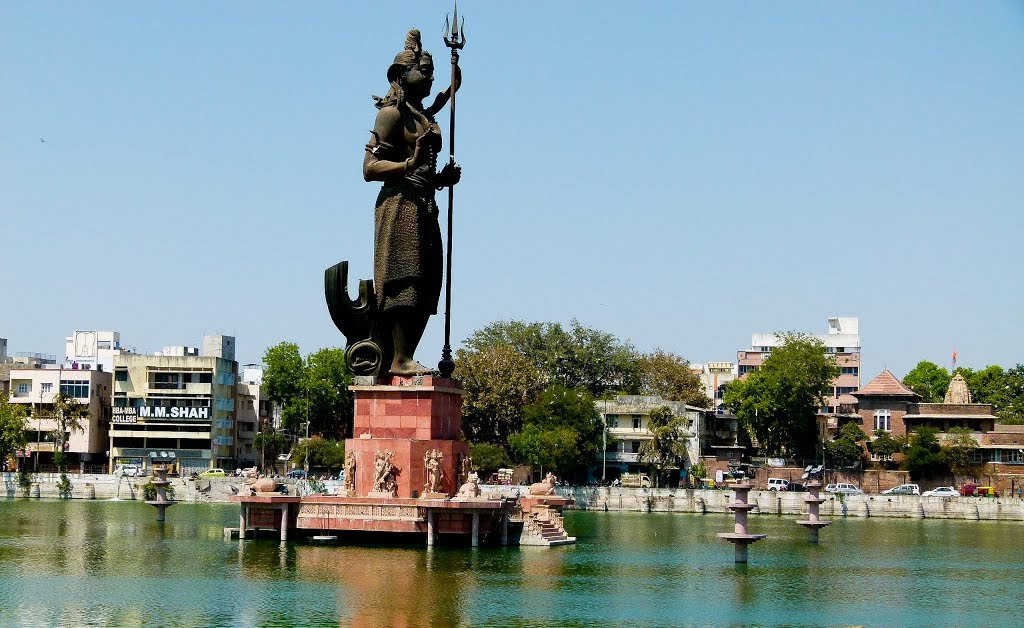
top-left (438, 4), bottom-right (464, 378)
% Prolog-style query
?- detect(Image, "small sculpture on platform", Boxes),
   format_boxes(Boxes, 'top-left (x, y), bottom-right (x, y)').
top-left (456, 472), bottom-right (481, 498)
top-left (423, 448), bottom-right (444, 495)
top-left (371, 449), bottom-right (398, 496)
top-left (343, 452), bottom-right (357, 496)
top-left (529, 473), bottom-right (557, 496)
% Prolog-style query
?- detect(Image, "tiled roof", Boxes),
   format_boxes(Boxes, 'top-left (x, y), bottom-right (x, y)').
top-left (853, 369), bottom-right (919, 398)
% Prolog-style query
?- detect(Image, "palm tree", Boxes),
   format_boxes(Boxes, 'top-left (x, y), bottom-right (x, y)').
top-left (639, 406), bottom-right (688, 487)
top-left (50, 392), bottom-right (86, 473)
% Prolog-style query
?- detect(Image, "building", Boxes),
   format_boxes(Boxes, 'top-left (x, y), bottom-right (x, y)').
top-left (109, 336), bottom-right (238, 474)
top-left (0, 337), bottom-right (7, 363)
top-left (7, 365), bottom-right (112, 472)
top-left (235, 364), bottom-right (274, 466)
top-left (737, 316), bottom-right (861, 413)
top-left (593, 395), bottom-right (709, 484)
top-left (691, 361), bottom-right (737, 416)
top-left (64, 330), bottom-right (125, 372)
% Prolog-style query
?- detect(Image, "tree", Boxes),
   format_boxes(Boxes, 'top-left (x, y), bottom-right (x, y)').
top-left (634, 350), bottom-right (711, 408)
top-left (870, 430), bottom-right (902, 462)
top-left (902, 427), bottom-right (948, 480)
top-left (902, 361), bottom-right (950, 403)
top-left (253, 430), bottom-right (290, 474)
top-left (290, 437), bottom-right (346, 472)
top-left (944, 426), bottom-right (980, 477)
top-left (468, 442), bottom-right (512, 476)
top-left (262, 343), bottom-right (354, 437)
top-left (464, 320), bottom-right (640, 397)
top-left (51, 393), bottom-right (85, 473)
top-left (456, 344), bottom-right (542, 443)
top-left (508, 386), bottom-right (603, 477)
top-left (825, 423), bottom-right (867, 468)
top-left (0, 397), bottom-right (28, 471)
top-left (638, 406), bottom-right (689, 486)
top-left (722, 334), bottom-right (839, 457)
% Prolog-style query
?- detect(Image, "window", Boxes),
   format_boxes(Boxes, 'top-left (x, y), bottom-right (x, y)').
top-left (41, 383), bottom-right (52, 394)
top-left (16, 383), bottom-right (30, 394)
top-left (115, 370), bottom-right (128, 382)
top-left (874, 409), bottom-right (891, 432)
top-left (841, 367), bottom-right (859, 375)
top-left (739, 365), bottom-right (758, 375)
top-left (1007, 450), bottom-right (1024, 464)
top-left (60, 379), bottom-right (89, 399)
top-left (633, 417), bottom-right (642, 430)
top-left (631, 441), bottom-right (641, 453)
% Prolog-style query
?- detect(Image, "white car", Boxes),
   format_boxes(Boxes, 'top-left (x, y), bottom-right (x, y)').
top-left (767, 478), bottom-right (790, 491)
top-left (882, 484), bottom-right (921, 496)
top-left (922, 486), bottom-right (959, 498)
top-left (825, 482), bottom-right (863, 495)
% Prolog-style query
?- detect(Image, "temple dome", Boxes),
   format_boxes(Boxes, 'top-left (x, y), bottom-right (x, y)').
top-left (944, 373), bottom-right (972, 404)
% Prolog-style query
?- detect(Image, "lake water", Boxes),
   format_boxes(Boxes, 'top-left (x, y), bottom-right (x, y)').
top-left (1, 500), bottom-right (1022, 626)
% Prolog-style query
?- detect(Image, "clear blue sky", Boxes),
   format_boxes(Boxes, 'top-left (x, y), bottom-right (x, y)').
top-left (2, 1), bottom-right (1022, 381)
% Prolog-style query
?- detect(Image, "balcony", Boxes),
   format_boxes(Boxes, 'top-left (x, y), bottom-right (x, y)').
top-left (596, 451), bottom-right (640, 463)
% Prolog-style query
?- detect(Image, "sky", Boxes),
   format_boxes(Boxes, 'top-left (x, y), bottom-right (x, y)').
top-left (2, 1), bottom-right (1022, 382)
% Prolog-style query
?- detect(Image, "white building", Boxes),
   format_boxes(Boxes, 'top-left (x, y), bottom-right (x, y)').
top-left (65, 330), bottom-right (125, 372)
top-left (690, 361), bottom-right (738, 416)
top-left (737, 316), bottom-right (862, 413)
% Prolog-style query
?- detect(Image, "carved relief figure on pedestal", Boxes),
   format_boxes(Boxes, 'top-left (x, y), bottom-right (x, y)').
top-left (456, 472), bottom-right (480, 498)
top-left (343, 452), bottom-right (357, 495)
top-left (458, 453), bottom-right (473, 487)
top-left (423, 448), bottom-right (444, 494)
top-left (372, 449), bottom-right (398, 495)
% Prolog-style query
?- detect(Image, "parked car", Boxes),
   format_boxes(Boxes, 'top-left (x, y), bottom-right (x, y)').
top-left (922, 486), bottom-right (959, 497)
top-left (825, 482), bottom-right (863, 495)
top-left (286, 469), bottom-right (307, 479)
top-left (199, 468), bottom-right (226, 478)
top-left (882, 484), bottom-right (921, 496)
top-left (767, 478), bottom-right (790, 491)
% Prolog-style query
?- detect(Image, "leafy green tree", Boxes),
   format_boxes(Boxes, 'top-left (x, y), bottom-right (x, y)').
top-left (870, 430), bottom-right (903, 462)
top-left (253, 430), bottom-right (290, 473)
top-left (51, 393), bottom-right (86, 473)
top-left (507, 385), bottom-right (602, 477)
top-left (0, 397), bottom-right (28, 471)
top-left (960, 364), bottom-right (1024, 424)
top-left (290, 437), bottom-right (346, 472)
top-left (639, 406), bottom-right (689, 486)
top-left (944, 426), bottom-right (980, 477)
top-left (902, 361), bottom-right (950, 402)
top-left (723, 333), bottom-right (839, 457)
top-left (456, 344), bottom-right (542, 443)
top-left (825, 422), bottom-right (867, 468)
top-left (902, 427), bottom-right (949, 480)
top-left (635, 350), bottom-right (711, 408)
top-left (507, 424), bottom-right (578, 476)
top-left (464, 320), bottom-right (640, 397)
top-left (468, 442), bottom-right (513, 476)
top-left (262, 343), bottom-right (353, 437)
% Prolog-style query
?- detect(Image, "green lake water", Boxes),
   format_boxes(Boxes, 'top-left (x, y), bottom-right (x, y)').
top-left (0, 500), bottom-right (1022, 626)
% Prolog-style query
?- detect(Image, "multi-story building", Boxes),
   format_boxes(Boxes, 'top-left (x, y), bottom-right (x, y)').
top-left (593, 395), bottom-right (709, 484)
top-left (0, 338), bottom-right (7, 363)
top-left (737, 316), bottom-right (861, 413)
top-left (7, 365), bottom-right (112, 472)
top-left (691, 361), bottom-right (737, 416)
top-left (109, 336), bottom-right (238, 474)
top-left (235, 364), bottom-right (274, 467)
top-left (64, 330), bottom-right (126, 372)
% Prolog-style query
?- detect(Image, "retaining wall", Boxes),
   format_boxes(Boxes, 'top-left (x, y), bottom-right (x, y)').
top-left (561, 486), bottom-right (1024, 521)
top-left (0, 473), bottom-right (297, 503)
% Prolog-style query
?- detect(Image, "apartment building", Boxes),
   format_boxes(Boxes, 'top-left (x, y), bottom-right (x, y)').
top-left (7, 365), bottom-right (112, 472)
top-left (235, 364), bottom-right (274, 466)
top-left (109, 336), bottom-right (238, 474)
top-left (691, 361), bottom-right (737, 416)
top-left (737, 316), bottom-right (861, 413)
top-left (64, 330), bottom-right (125, 372)
top-left (593, 395), bottom-right (708, 483)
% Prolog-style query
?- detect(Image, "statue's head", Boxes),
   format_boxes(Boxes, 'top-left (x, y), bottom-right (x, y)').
top-left (379, 29), bottom-right (434, 107)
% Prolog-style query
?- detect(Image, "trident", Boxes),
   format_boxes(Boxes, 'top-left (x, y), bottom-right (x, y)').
top-left (437, 3), bottom-right (465, 379)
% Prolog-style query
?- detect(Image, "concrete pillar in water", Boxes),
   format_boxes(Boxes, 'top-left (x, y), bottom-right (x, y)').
top-left (471, 512), bottom-right (480, 547)
top-left (280, 505), bottom-right (289, 542)
top-left (426, 509), bottom-right (436, 547)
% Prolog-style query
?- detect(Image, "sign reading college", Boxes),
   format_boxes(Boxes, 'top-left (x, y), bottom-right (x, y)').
top-left (113, 406), bottom-right (211, 423)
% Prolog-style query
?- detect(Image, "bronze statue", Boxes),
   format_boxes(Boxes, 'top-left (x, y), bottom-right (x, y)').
top-left (326, 26), bottom-right (462, 377)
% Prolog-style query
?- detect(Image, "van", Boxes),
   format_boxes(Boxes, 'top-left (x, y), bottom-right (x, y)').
top-left (621, 473), bottom-right (652, 488)
top-left (767, 478), bottom-right (790, 491)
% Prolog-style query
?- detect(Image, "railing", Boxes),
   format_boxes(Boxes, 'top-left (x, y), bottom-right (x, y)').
top-left (596, 452), bottom-right (640, 463)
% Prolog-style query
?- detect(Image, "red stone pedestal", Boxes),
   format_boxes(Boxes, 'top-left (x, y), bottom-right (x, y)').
top-left (345, 375), bottom-right (467, 499)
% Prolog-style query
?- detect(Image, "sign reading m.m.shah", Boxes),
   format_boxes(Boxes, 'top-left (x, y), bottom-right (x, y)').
top-left (113, 406), bottom-right (211, 423)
